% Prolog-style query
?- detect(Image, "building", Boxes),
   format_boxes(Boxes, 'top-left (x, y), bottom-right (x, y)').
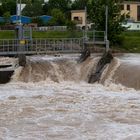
top-left (121, 1), bottom-right (140, 22)
top-left (122, 21), bottom-right (140, 30)
top-left (71, 10), bottom-right (86, 28)
top-left (71, 10), bottom-right (93, 29)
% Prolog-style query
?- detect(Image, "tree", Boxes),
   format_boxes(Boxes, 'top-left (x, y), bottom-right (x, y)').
top-left (71, 0), bottom-right (90, 10)
top-left (1, 0), bottom-right (16, 15)
top-left (89, 0), bottom-right (125, 45)
top-left (32, 17), bottom-right (44, 26)
top-left (3, 11), bottom-right (11, 24)
top-left (0, 5), bottom-right (3, 16)
top-left (47, 8), bottom-right (66, 26)
top-left (66, 20), bottom-right (76, 30)
top-left (22, 1), bottom-right (43, 17)
top-left (43, 0), bottom-right (72, 15)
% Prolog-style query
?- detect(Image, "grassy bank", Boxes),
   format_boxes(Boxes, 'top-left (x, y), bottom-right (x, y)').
top-left (0, 30), bottom-right (83, 39)
top-left (0, 30), bottom-right (15, 39)
top-left (121, 32), bottom-right (140, 53)
top-left (33, 31), bottom-right (83, 38)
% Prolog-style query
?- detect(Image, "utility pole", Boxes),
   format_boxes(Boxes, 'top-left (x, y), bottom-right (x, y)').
top-left (19, 0), bottom-right (22, 24)
top-left (84, 6), bottom-right (88, 42)
top-left (17, 0), bottom-right (23, 46)
top-left (105, 1), bottom-right (109, 52)
top-left (16, 0), bottom-right (26, 66)
top-left (16, 0), bottom-right (18, 21)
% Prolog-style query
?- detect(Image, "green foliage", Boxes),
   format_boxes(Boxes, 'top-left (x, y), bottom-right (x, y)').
top-left (3, 11), bottom-right (11, 24)
top-left (0, 31), bottom-right (15, 39)
top-left (22, 1), bottom-right (43, 17)
top-left (32, 17), bottom-right (44, 26)
top-left (66, 20), bottom-right (76, 30)
top-left (0, 6), bottom-right (3, 16)
top-left (120, 31), bottom-right (140, 52)
top-left (89, 0), bottom-right (125, 45)
top-left (43, 0), bottom-right (72, 14)
top-left (47, 9), bottom-right (66, 26)
top-left (33, 31), bottom-right (83, 38)
top-left (71, 0), bottom-right (90, 10)
top-left (21, 0), bottom-right (44, 4)
top-left (1, 0), bottom-right (16, 16)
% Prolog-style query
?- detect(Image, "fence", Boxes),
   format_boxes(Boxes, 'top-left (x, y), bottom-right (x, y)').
top-left (93, 31), bottom-right (106, 44)
top-left (32, 26), bottom-right (67, 31)
top-left (0, 38), bottom-right (84, 55)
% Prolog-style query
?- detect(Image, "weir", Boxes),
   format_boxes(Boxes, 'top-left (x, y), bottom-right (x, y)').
top-left (0, 53), bottom-right (139, 90)
top-left (88, 51), bottom-right (113, 83)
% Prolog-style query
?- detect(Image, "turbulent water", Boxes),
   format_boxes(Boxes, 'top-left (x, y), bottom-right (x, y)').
top-left (0, 54), bottom-right (140, 140)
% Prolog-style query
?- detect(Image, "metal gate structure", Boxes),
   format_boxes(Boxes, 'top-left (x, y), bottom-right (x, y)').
top-left (0, 38), bottom-right (84, 55)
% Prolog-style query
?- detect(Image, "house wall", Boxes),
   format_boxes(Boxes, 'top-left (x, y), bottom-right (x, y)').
top-left (121, 1), bottom-right (140, 21)
top-left (71, 10), bottom-right (86, 28)
top-left (122, 22), bottom-right (140, 30)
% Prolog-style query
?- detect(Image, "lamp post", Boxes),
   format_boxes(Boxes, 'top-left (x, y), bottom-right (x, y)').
top-left (85, 6), bottom-right (88, 42)
top-left (16, 0), bottom-right (26, 66)
top-left (16, 0), bottom-right (18, 21)
top-left (16, 0), bottom-right (24, 51)
top-left (16, 0), bottom-right (21, 24)
top-left (105, 1), bottom-right (109, 52)
top-left (16, 0), bottom-right (23, 40)
top-left (19, 0), bottom-right (22, 24)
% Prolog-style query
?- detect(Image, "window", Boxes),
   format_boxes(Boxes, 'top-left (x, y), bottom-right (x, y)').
top-left (74, 17), bottom-right (79, 21)
top-left (127, 5), bottom-right (130, 11)
top-left (121, 5), bottom-right (124, 10)
top-left (137, 6), bottom-right (140, 21)
top-left (73, 16), bottom-right (82, 24)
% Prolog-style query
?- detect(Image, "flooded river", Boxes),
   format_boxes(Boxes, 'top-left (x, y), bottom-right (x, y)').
top-left (0, 54), bottom-right (140, 140)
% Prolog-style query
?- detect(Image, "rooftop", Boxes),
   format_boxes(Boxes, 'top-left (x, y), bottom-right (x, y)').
top-left (123, 1), bottom-right (140, 4)
top-left (71, 10), bottom-right (86, 13)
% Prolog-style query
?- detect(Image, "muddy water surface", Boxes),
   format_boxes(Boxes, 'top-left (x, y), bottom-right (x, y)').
top-left (0, 54), bottom-right (140, 140)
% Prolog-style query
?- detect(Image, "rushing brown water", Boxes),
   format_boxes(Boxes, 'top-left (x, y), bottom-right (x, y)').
top-left (14, 54), bottom-right (140, 90)
top-left (0, 54), bottom-right (140, 140)
top-left (14, 56), bottom-right (98, 83)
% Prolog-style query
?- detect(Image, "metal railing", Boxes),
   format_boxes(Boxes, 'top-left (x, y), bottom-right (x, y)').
top-left (0, 38), bottom-right (84, 55)
top-left (0, 30), bottom-right (107, 55)
top-left (93, 31), bottom-right (106, 44)
top-left (32, 26), bottom-right (67, 31)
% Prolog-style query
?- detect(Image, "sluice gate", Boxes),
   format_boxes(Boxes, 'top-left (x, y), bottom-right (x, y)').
top-left (0, 38), bottom-right (84, 56)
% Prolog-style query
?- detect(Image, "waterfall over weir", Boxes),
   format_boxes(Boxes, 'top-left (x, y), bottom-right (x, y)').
top-left (10, 54), bottom-right (140, 90)
top-left (8, 53), bottom-right (140, 89)
top-left (12, 56), bottom-right (97, 83)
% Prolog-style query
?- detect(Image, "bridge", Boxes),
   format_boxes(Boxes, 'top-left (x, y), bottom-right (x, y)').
top-left (0, 30), bottom-right (108, 83)
top-left (0, 31), bottom-right (107, 56)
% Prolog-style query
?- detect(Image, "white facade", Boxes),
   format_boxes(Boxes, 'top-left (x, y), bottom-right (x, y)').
top-left (122, 22), bottom-right (140, 30)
